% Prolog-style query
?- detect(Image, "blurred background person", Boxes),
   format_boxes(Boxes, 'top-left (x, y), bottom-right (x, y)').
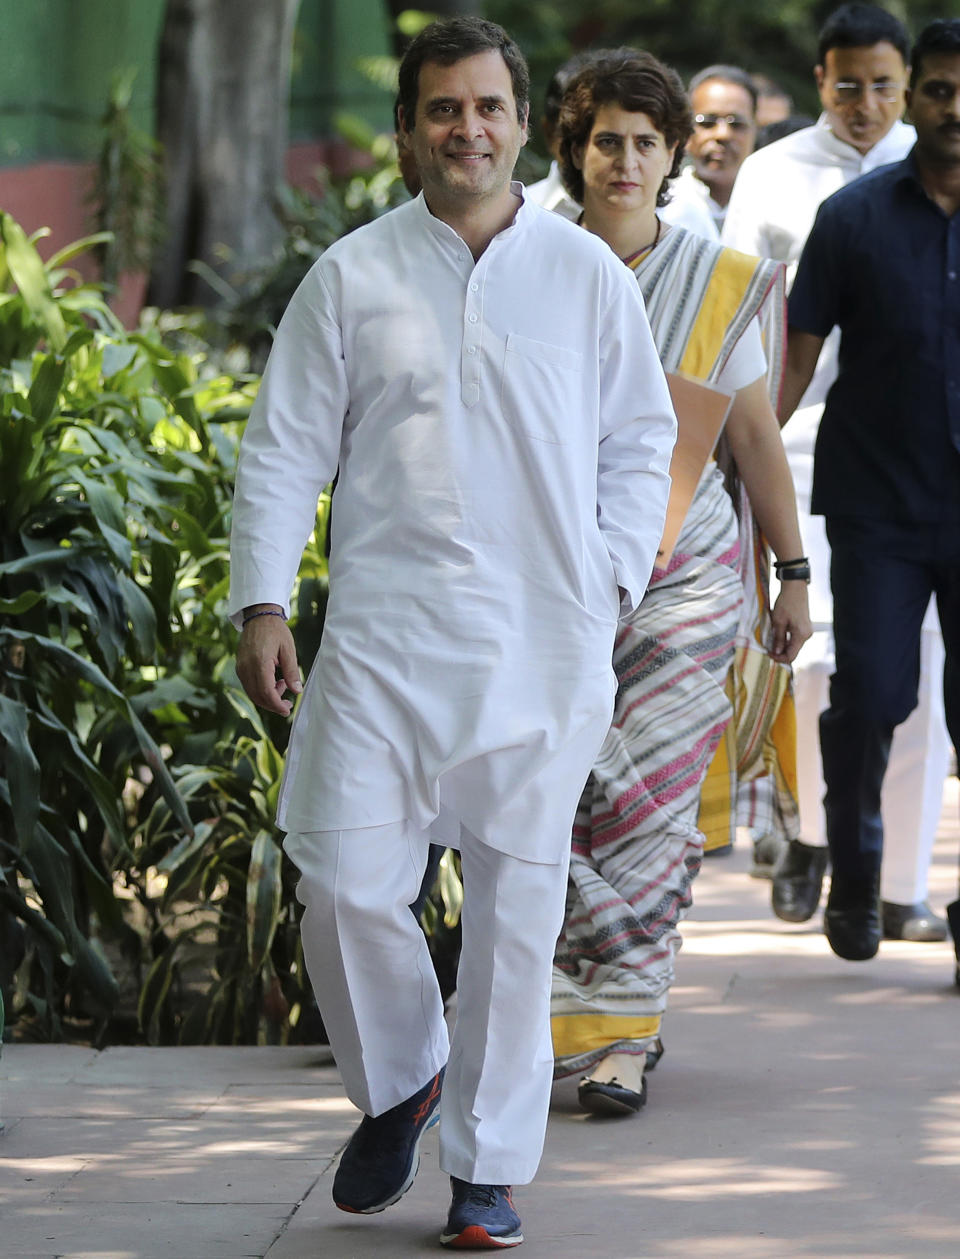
top-left (665, 64), bottom-right (758, 234)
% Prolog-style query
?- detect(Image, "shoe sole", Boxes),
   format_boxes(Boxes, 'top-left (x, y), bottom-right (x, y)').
top-left (749, 863), bottom-right (776, 880)
top-left (440, 1224), bottom-right (524, 1248)
top-left (577, 1076), bottom-right (647, 1117)
top-left (333, 1109), bottom-right (440, 1215)
top-left (824, 928), bottom-right (879, 962)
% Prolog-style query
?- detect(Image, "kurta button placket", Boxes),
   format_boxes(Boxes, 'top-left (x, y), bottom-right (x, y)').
top-left (462, 266), bottom-right (484, 407)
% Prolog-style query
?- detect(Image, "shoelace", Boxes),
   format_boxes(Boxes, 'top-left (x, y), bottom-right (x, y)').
top-left (458, 1183), bottom-right (502, 1208)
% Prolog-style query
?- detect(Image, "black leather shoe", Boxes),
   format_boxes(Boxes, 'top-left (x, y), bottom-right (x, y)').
top-left (578, 1074), bottom-right (647, 1117)
top-left (772, 840), bottom-right (828, 923)
top-left (824, 871), bottom-right (881, 961)
top-left (881, 900), bottom-right (949, 941)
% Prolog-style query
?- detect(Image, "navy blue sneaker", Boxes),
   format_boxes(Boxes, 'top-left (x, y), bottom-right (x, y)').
top-left (333, 1067), bottom-right (444, 1214)
top-left (440, 1177), bottom-right (523, 1249)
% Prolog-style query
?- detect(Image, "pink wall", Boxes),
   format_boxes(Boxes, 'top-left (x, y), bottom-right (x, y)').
top-left (0, 141), bottom-right (358, 327)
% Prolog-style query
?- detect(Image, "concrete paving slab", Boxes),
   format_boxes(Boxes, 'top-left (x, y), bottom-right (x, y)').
top-left (0, 780), bottom-right (957, 1258)
top-left (1, 1200), bottom-right (290, 1258)
top-left (75, 1046), bottom-right (335, 1086)
top-left (50, 1158), bottom-right (328, 1204)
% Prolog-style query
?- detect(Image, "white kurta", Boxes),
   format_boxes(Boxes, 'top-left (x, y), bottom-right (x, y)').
top-left (230, 188), bottom-right (676, 864)
top-left (660, 165), bottom-right (721, 241)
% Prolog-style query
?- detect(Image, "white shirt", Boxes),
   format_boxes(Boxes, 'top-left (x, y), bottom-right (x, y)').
top-left (524, 160), bottom-right (580, 220)
top-left (229, 188), bottom-right (677, 859)
top-left (661, 165), bottom-right (721, 241)
top-left (722, 114), bottom-right (915, 409)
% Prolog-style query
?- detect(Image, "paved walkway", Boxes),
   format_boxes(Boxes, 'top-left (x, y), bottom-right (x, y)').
top-left (2, 782), bottom-right (958, 1259)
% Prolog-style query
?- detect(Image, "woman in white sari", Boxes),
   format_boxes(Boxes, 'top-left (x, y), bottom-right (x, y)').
top-left (550, 49), bottom-right (812, 1115)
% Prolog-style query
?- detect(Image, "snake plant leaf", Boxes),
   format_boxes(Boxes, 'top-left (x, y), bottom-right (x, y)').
top-left (0, 695), bottom-right (41, 846)
top-left (138, 944), bottom-right (178, 1044)
top-left (246, 829), bottom-right (283, 971)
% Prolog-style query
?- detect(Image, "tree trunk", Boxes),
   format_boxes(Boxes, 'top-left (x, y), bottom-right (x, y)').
top-left (148, 0), bottom-right (301, 308)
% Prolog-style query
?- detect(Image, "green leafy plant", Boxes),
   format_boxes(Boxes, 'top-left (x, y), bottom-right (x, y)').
top-left (0, 212), bottom-right (325, 1045)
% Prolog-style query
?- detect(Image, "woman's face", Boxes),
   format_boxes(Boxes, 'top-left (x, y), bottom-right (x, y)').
top-left (574, 103), bottom-right (677, 216)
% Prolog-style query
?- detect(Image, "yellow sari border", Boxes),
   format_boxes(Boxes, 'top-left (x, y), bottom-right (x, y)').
top-left (551, 1012), bottom-right (661, 1058)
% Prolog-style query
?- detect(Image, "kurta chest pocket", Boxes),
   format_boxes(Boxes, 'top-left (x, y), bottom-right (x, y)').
top-left (500, 333), bottom-right (584, 444)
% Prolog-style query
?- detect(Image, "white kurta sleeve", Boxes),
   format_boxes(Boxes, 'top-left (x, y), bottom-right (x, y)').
top-left (596, 266), bottom-right (677, 617)
top-left (720, 153), bottom-right (768, 255)
top-left (228, 265), bottom-right (348, 626)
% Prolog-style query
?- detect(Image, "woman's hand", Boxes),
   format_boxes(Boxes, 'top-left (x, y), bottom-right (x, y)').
top-left (769, 581), bottom-right (812, 664)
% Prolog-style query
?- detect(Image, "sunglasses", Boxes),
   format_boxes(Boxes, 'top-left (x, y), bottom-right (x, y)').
top-left (692, 113), bottom-right (752, 131)
top-left (832, 81), bottom-right (902, 103)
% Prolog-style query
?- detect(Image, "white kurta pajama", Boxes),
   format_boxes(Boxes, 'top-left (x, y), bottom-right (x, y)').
top-left (229, 187), bottom-right (676, 1183)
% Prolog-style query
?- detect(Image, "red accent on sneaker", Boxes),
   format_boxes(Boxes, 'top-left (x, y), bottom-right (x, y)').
top-left (444, 1224), bottom-right (523, 1249)
top-left (411, 1071), bottom-right (443, 1125)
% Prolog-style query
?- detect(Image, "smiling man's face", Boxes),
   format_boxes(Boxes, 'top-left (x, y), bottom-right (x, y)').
top-left (401, 50), bottom-right (528, 211)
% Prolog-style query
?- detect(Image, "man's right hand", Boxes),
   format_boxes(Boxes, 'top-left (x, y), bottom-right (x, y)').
top-left (236, 606), bottom-right (303, 716)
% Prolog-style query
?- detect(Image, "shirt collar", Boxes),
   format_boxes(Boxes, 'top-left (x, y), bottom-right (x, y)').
top-left (413, 181), bottom-right (528, 249)
top-left (813, 113), bottom-right (916, 172)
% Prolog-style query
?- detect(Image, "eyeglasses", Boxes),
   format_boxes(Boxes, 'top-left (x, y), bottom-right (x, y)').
top-left (693, 112), bottom-right (752, 131)
top-left (832, 80), bottom-right (902, 104)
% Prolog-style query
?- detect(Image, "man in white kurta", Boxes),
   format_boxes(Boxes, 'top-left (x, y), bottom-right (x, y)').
top-left (722, 5), bottom-right (950, 937)
top-left (229, 18), bottom-right (675, 1246)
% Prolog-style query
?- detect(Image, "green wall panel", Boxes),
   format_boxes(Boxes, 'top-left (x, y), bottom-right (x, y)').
top-left (0, 0), bottom-right (165, 163)
top-left (290, 0), bottom-right (393, 140)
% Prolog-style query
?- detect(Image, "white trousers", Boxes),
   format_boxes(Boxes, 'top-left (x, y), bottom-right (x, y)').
top-left (793, 624), bottom-right (950, 903)
top-left (284, 821), bottom-right (570, 1186)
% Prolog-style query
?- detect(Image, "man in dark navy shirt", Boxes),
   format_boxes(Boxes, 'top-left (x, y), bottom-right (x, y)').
top-left (781, 18), bottom-right (960, 963)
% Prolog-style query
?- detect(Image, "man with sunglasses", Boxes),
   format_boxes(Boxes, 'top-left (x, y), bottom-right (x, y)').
top-left (666, 64), bottom-right (758, 235)
top-left (724, 5), bottom-right (951, 946)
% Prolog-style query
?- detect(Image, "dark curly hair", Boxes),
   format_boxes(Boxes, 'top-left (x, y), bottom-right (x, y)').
top-left (398, 17), bottom-right (530, 128)
top-left (558, 48), bottom-right (693, 208)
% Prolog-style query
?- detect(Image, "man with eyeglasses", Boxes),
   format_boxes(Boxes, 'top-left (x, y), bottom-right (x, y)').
top-left (723, 4), bottom-right (951, 947)
top-left (781, 18), bottom-right (960, 964)
top-left (664, 64), bottom-right (758, 235)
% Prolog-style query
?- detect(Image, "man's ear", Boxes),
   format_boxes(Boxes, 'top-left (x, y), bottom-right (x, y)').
top-left (813, 64), bottom-right (824, 92)
top-left (520, 102), bottom-right (530, 146)
top-left (571, 142), bottom-right (584, 171)
top-left (398, 104), bottom-right (413, 136)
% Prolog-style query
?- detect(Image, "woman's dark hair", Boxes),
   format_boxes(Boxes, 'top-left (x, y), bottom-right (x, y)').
top-left (398, 17), bottom-right (530, 127)
top-left (910, 19), bottom-right (960, 89)
top-left (558, 48), bottom-right (692, 207)
top-left (817, 4), bottom-right (910, 67)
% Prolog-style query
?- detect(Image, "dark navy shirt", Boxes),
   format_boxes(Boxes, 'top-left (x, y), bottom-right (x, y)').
top-left (788, 150), bottom-right (960, 521)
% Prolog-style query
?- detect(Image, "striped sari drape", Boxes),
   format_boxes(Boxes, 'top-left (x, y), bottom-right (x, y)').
top-left (551, 229), bottom-right (792, 1075)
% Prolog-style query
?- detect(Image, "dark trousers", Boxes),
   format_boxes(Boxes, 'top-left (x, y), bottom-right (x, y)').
top-left (820, 516), bottom-right (960, 879)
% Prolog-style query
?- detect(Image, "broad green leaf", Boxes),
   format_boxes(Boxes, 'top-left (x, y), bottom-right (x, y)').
top-left (0, 212), bottom-right (67, 349)
top-left (27, 353), bottom-right (66, 422)
top-left (157, 820), bottom-right (215, 875)
top-left (4, 629), bottom-right (194, 836)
